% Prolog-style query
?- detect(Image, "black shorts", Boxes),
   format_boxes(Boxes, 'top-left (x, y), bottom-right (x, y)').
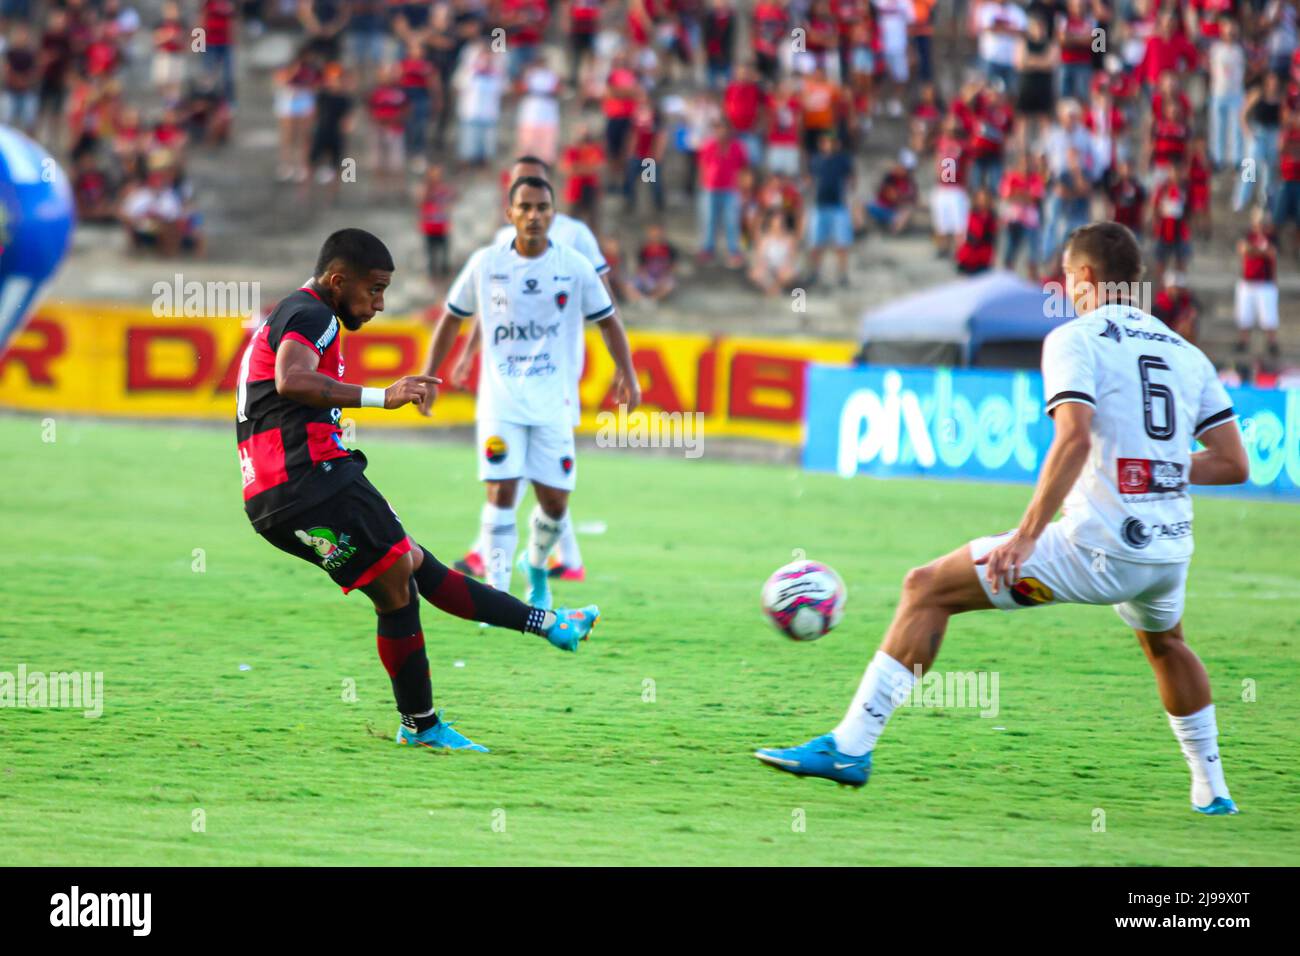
top-left (259, 475), bottom-right (413, 594)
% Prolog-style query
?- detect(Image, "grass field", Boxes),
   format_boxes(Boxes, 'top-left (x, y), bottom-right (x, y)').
top-left (2, 414), bottom-right (1297, 866)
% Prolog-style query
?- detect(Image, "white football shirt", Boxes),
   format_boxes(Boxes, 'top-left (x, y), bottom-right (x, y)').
top-left (1042, 302), bottom-right (1236, 563)
top-left (446, 237), bottom-right (614, 427)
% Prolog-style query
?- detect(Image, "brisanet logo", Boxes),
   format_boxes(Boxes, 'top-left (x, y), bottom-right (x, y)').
top-left (835, 368), bottom-right (1043, 479)
top-left (50, 887), bottom-right (151, 936)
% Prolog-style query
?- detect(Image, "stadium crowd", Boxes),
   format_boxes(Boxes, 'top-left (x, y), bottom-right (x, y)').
top-left (1, 0), bottom-right (1296, 371)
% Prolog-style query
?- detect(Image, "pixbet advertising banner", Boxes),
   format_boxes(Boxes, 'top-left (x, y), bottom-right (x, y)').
top-left (0, 303), bottom-right (857, 445)
top-left (803, 364), bottom-right (1300, 499)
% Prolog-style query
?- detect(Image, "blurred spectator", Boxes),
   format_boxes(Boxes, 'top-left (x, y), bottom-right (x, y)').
top-left (1235, 207), bottom-right (1280, 356)
top-left (1107, 156), bottom-right (1147, 238)
top-left (764, 75), bottom-right (802, 177)
top-left (1152, 273), bottom-right (1200, 344)
top-left (1235, 70), bottom-right (1283, 212)
top-left (273, 46), bottom-right (319, 183)
top-left (200, 0), bottom-right (238, 105)
top-left (748, 210), bottom-right (798, 296)
top-left (931, 115), bottom-right (968, 257)
top-left (399, 38), bottom-right (437, 171)
top-left (703, 0), bottom-right (736, 90)
top-left (1275, 108), bottom-right (1300, 253)
top-left (873, 0), bottom-right (914, 117)
top-left (561, 120), bottom-right (606, 231)
top-left (624, 85), bottom-right (666, 213)
top-left (601, 52), bottom-right (639, 187)
top-left (1208, 17), bottom-right (1245, 171)
top-left (696, 118), bottom-right (749, 266)
top-left (956, 187), bottom-right (998, 275)
top-left (723, 62), bottom-right (765, 168)
top-left (418, 164), bottom-right (454, 280)
top-left (866, 149), bottom-right (917, 235)
top-left (1014, 12), bottom-right (1056, 150)
top-left (2, 22), bottom-right (39, 133)
top-left (346, 0), bottom-right (387, 85)
top-left (1151, 169), bottom-right (1192, 285)
top-left (976, 0), bottom-right (1026, 97)
top-left (72, 149), bottom-right (117, 223)
top-left (1040, 146), bottom-right (1091, 268)
top-left (120, 151), bottom-right (202, 257)
top-left (1056, 0), bottom-right (1096, 105)
top-left (298, 0), bottom-right (350, 63)
top-left (805, 131), bottom-right (854, 286)
top-left (1187, 136), bottom-right (1212, 240)
top-left (967, 79), bottom-right (1014, 194)
top-left (798, 63), bottom-right (844, 154)
top-left (999, 150), bottom-right (1044, 278)
top-left (911, 0), bottom-right (937, 85)
top-left (308, 62), bottom-right (353, 194)
top-left (454, 42), bottom-right (503, 169)
top-left (563, 0), bottom-right (603, 90)
top-left (36, 9), bottom-right (73, 149)
top-left (751, 0), bottom-right (788, 84)
top-left (909, 81), bottom-right (944, 155)
top-left (516, 57), bottom-right (563, 165)
top-left (501, 0), bottom-right (549, 83)
top-left (1138, 10), bottom-right (1199, 89)
top-left (755, 169), bottom-right (805, 239)
top-left (633, 221), bottom-right (679, 302)
top-left (368, 61), bottom-right (407, 193)
top-left (151, 2), bottom-right (188, 106)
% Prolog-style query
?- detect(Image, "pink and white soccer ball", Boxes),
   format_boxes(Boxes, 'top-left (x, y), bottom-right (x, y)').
top-left (761, 559), bottom-right (847, 641)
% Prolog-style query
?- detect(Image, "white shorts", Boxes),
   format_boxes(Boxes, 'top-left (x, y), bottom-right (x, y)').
top-left (969, 523), bottom-right (1189, 632)
top-left (931, 185), bottom-right (969, 236)
top-left (476, 419), bottom-right (577, 491)
top-left (1234, 280), bottom-right (1279, 331)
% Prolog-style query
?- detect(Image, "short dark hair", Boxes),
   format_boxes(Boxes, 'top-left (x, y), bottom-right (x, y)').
top-left (513, 155), bottom-right (551, 176)
top-left (1064, 221), bottom-right (1143, 283)
top-left (315, 228), bottom-right (394, 277)
top-left (508, 176), bottom-right (554, 203)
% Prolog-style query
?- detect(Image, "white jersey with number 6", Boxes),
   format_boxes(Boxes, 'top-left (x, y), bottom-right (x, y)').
top-left (446, 237), bottom-right (614, 427)
top-left (1042, 303), bottom-right (1236, 564)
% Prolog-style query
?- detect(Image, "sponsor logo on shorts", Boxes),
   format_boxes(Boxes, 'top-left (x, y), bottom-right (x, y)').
top-left (294, 527), bottom-right (357, 571)
top-left (1009, 576), bottom-right (1054, 607)
top-left (560, 454), bottom-right (574, 474)
top-left (1121, 516), bottom-right (1152, 548)
top-left (1121, 515), bottom-right (1193, 549)
top-left (1118, 457), bottom-right (1186, 495)
top-left (484, 435), bottom-right (508, 464)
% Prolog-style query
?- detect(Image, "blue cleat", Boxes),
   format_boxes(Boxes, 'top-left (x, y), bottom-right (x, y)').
top-left (545, 605), bottom-right (599, 651)
top-left (396, 714), bottom-right (489, 753)
top-left (754, 733), bottom-right (872, 787)
top-left (1194, 796), bottom-right (1239, 815)
top-left (518, 553), bottom-right (552, 609)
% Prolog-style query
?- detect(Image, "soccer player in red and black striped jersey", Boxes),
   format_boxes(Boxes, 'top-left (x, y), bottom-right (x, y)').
top-left (235, 229), bottom-right (600, 753)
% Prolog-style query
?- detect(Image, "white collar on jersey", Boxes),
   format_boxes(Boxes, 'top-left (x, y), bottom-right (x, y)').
top-left (508, 237), bottom-right (554, 257)
top-left (1078, 301), bottom-right (1151, 322)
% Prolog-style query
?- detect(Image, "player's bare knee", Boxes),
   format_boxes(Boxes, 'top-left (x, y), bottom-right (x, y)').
top-left (1137, 625), bottom-right (1185, 658)
top-left (485, 479), bottom-right (518, 508)
top-left (533, 484), bottom-right (568, 519)
top-left (901, 564), bottom-right (936, 603)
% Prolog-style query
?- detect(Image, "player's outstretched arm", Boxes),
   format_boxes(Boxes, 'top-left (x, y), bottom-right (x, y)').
top-left (417, 306), bottom-right (465, 416)
top-left (596, 313), bottom-right (641, 412)
top-left (275, 338), bottom-right (440, 410)
top-left (450, 320), bottom-right (481, 388)
top-left (1190, 419), bottom-right (1250, 486)
top-left (977, 402), bottom-right (1093, 593)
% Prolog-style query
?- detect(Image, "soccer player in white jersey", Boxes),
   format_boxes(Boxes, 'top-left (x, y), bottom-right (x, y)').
top-left (419, 176), bottom-right (641, 609)
top-left (450, 156), bottom-right (611, 583)
top-left (757, 222), bottom-right (1250, 815)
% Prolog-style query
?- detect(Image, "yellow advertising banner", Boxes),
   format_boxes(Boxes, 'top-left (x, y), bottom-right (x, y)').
top-left (0, 303), bottom-right (856, 446)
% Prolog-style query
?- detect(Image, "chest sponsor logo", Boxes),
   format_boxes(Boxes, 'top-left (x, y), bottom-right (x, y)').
top-left (316, 317), bottom-right (339, 352)
top-left (294, 527), bottom-right (357, 570)
top-left (1118, 457), bottom-right (1186, 494)
top-left (493, 319), bottom-right (561, 344)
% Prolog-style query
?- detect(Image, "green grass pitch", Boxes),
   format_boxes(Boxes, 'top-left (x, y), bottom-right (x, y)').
top-left (2, 415), bottom-right (1297, 865)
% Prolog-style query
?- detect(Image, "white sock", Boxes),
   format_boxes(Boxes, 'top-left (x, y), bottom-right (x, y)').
top-left (480, 502), bottom-right (517, 592)
top-left (831, 650), bottom-right (917, 756)
top-left (527, 505), bottom-right (566, 569)
top-left (1168, 704), bottom-right (1232, 807)
top-left (557, 519), bottom-right (583, 569)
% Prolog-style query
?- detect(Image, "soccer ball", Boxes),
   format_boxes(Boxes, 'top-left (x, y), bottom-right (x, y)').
top-left (761, 559), bottom-right (847, 641)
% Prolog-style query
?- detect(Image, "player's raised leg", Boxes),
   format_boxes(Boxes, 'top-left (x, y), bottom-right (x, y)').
top-left (755, 544), bottom-right (992, 785)
top-left (1134, 622), bottom-right (1238, 814)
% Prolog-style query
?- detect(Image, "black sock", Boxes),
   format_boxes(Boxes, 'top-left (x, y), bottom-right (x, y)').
top-left (412, 547), bottom-right (554, 634)
top-left (375, 581), bottom-right (437, 732)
